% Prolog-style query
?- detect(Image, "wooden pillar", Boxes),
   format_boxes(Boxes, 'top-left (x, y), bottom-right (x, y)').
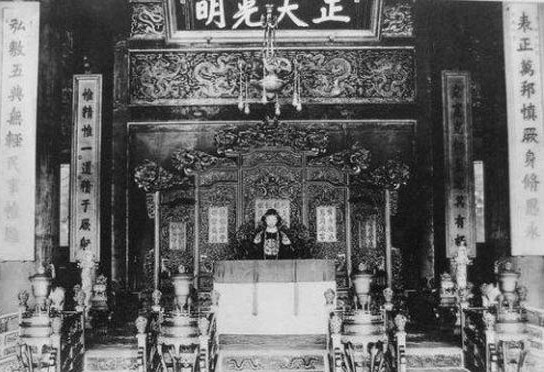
top-left (154, 191), bottom-right (161, 290)
top-left (194, 175), bottom-right (200, 289)
top-left (385, 189), bottom-right (392, 288)
top-left (36, 0), bottom-right (63, 264)
top-left (111, 40), bottom-right (129, 288)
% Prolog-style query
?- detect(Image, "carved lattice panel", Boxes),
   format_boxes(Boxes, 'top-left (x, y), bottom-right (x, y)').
top-left (243, 150), bottom-right (303, 168)
top-left (242, 165), bottom-right (303, 227)
top-left (159, 188), bottom-right (195, 274)
top-left (350, 187), bottom-right (385, 266)
top-left (307, 183), bottom-right (347, 259)
top-left (198, 183), bottom-right (238, 261)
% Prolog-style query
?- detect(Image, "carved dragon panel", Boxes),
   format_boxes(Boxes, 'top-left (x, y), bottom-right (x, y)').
top-left (382, 0), bottom-right (414, 38)
top-left (129, 48), bottom-right (415, 105)
top-left (130, 2), bottom-right (165, 39)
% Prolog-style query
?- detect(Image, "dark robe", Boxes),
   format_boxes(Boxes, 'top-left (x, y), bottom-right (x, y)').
top-left (253, 229), bottom-right (295, 259)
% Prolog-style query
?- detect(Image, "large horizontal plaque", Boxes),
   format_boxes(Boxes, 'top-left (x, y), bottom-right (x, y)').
top-left (165, 0), bottom-right (382, 43)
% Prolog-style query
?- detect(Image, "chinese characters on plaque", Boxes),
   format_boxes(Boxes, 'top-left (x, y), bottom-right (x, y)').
top-left (169, 221), bottom-right (187, 251)
top-left (0, 2), bottom-right (40, 261)
top-left (172, 0), bottom-right (371, 31)
top-left (504, 4), bottom-right (544, 255)
top-left (255, 199), bottom-right (290, 227)
top-left (442, 71), bottom-right (476, 257)
top-left (316, 206), bottom-right (337, 242)
top-left (209, 207), bottom-right (228, 244)
top-left (70, 75), bottom-right (102, 261)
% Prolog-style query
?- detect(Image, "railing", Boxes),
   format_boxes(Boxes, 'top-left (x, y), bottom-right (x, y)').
top-left (137, 290), bottom-right (216, 372)
top-left (17, 309), bottom-right (85, 372)
top-left (136, 310), bottom-right (161, 372)
top-left (59, 311), bottom-right (85, 372)
top-left (139, 281), bottom-right (402, 372)
top-left (0, 312), bottom-right (20, 372)
top-left (327, 288), bottom-right (401, 372)
top-left (459, 305), bottom-right (544, 372)
top-left (457, 260), bottom-right (544, 372)
top-left (461, 307), bottom-right (497, 372)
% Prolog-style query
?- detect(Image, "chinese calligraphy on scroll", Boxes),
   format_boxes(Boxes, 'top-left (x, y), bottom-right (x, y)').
top-left (209, 207), bottom-right (228, 244)
top-left (70, 75), bottom-right (102, 261)
top-left (316, 206), bottom-right (337, 243)
top-left (504, 4), bottom-right (544, 255)
top-left (442, 71), bottom-right (476, 258)
top-left (0, 2), bottom-right (39, 261)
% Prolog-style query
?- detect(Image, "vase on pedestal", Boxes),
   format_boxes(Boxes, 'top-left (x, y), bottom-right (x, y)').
top-left (351, 264), bottom-right (373, 313)
top-left (498, 262), bottom-right (519, 297)
top-left (172, 266), bottom-right (192, 313)
top-left (29, 266), bottom-right (52, 314)
top-left (496, 262), bottom-right (523, 328)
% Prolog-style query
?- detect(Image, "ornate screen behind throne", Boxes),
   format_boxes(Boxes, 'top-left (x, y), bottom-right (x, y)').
top-left (144, 120), bottom-right (407, 309)
top-left (194, 146), bottom-right (350, 296)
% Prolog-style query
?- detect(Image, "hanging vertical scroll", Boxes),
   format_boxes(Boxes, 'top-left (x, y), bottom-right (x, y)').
top-left (504, 4), bottom-right (544, 256)
top-left (169, 221), bottom-right (187, 251)
top-left (358, 214), bottom-right (377, 250)
top-left (0, 2), bottom-right (40, 261)
top-left (208, 206), bottom-right (228, 244)
top-left (316, 206), bottom-right (337, 242)
top-left (442, 71), bottom-right (475, 258)
top-left (70, 75), bottom-right (102, 262)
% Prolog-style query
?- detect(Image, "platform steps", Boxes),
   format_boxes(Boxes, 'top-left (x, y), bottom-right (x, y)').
top-left (405, 330), bottom-right (469, 372)
top-left (83, 325), bottom-right (140, 372)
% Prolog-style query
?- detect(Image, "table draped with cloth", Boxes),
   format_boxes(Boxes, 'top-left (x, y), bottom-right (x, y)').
top-left (213, 259), bottom-right (336, 336)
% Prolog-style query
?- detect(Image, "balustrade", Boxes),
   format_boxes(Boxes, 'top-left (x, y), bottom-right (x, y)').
top-left (325, 263), bottom-right (400, 372)
top-left (135, 261), bottom-right (406, 372)
top-left (459, 259), bottom-right (544, 372)
top-left (136, 268), bottom-right (214, 372)
top-left (16, 264), bottom-right (85, 372)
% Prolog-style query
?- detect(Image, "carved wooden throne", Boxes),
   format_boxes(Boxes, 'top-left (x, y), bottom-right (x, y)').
top-left (139, 119), bottom-right (396, 308)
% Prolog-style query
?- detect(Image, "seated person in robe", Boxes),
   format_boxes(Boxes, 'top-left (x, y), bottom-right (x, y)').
top-left (253, 208), bottom-right (295, 259)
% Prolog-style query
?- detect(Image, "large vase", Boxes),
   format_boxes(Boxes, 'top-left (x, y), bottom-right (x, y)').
top-left (498, 270), bottom-right (519, 294)
top-left (352, 272), bottom-right (373, 311)
top-left (171, 273), bottom-right (192, 311)
top-left (29, 272), bottom-right (52, 312)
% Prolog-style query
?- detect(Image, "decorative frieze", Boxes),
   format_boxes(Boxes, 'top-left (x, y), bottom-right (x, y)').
top-left (130, 1), bottom-right (165, 39)
top-left (215, 118), bottom-right (329, 155)
top-left (129, 47), bottom-right (415, 106)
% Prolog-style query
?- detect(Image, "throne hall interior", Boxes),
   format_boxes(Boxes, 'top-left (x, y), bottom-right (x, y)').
top-left (1, 0), bottom-right (544, 371)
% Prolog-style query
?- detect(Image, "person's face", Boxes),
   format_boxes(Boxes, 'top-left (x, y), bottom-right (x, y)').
top-left (265, 215), bottom-right (278, 227)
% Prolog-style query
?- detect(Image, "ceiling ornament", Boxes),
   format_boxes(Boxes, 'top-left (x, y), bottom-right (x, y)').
top-left (237, 4), bottom-right (302, 116)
